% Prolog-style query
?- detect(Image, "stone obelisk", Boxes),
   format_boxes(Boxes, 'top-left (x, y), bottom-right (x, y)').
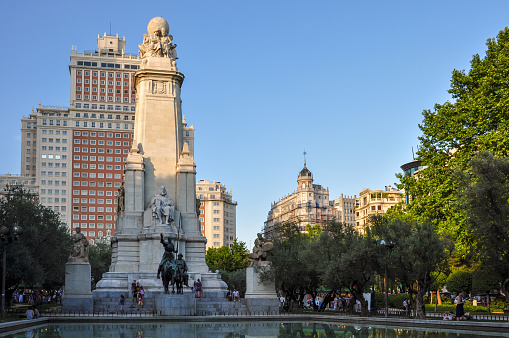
top-left (94, 17), bottom-right (226, 306)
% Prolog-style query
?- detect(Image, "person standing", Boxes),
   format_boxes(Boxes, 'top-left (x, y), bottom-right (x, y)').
top-left (455, 291), bottom-right (465, 321)
top-left (194, 279), bottom-right (202, 298)
top-left (119, 295), bottom-right (125, 314)
top-left (131, 280), bottom-right (137, 305)
top-left (137, 284), bottom-right (144, 309)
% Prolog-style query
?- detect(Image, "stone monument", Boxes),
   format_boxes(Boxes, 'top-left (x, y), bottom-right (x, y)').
top-left (93, 17), bottom-right (226, 313)
top-left (245, 233), bottom-right (279, 313)
top-left (63, 227), bottom-right (93, 312)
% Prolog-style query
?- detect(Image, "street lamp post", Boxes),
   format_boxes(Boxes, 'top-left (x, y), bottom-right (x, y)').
top-left (378, 239), bottom-right (395, 318)
top-left (0, 224), bottom-right (23, 318)
top-left (384, 260), bottom-right (388, 318)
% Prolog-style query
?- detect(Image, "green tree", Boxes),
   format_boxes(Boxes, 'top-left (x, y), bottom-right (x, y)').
top-left (472, 266), bottom-right (500, 313)
top-left (261, 222), bottom-right (321, 310)
top-left (398, 27), bottom-right (509, 260)
top-left (205, 239), bottom-right (249, 272)
top-left (321, 221), bottom-right (381, 317)
top-left (219, 269), bottom-right (246, 296)
top-left (457, 151), bottom-right (509, 308)
top-left (445, 269), bottom-right (472, 295)
top-left (0, 185), bottom-right (71, 301)
top-left (304, 224), bottom-right (322, 239)
top-left (89, 242), bottom-right (112, 289)
top-left (371, 216), bottom-right (453, 319)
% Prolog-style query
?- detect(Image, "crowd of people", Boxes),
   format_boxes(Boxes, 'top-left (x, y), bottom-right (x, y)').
top-left (12, 290), bottom-right (62, 305)
top-left (121, 280), bottom-right (145, 311)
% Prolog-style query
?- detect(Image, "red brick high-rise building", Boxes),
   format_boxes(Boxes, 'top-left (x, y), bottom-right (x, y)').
top-left (20, 33), bottom-right (140, 243)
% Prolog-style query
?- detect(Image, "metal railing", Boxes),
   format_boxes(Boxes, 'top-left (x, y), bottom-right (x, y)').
top-left (7, 305), bottom-right (509, 321)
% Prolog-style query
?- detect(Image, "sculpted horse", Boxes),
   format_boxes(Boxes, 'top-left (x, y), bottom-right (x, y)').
top-left (161, 260), bottom-right (176, 294)
top-left (174, 267), bottom-right (185, 294)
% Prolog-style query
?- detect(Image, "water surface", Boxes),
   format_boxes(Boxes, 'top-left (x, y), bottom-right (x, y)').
top-left (3, 320), bottom-right (506, 337)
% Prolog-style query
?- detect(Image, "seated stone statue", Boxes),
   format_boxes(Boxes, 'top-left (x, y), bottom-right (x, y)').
top-left (249, 233), bottom-right (273, 266)
top-left (151, 185), bottom-right (175, 225)
top-left (69, 227), bottom-right (89, 262)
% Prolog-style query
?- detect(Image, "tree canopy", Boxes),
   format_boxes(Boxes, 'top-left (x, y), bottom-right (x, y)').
top-left (205, 239), bottom-right (249, 273)
top-left (0, 185), bottom-right (71, 295)
top-left (457, 151), bottom-right (509, 307)
top-left (398, 27), bottom-right (509, 260)
top-left (89, 242), bottom-right (112, 289)
top-left (263, 219), bottom-right (453, 318)
top-left (370, 216), bottom-right (453, 318)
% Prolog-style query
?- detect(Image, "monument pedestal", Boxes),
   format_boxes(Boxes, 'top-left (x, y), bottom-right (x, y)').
top-left (245, 265), bottom-right (279, 313)
top-left (62, 262), bottom-right (93, 312)
top-left (93, 17), bottom-right (227, 311)
top-left (155, 293), bottom-right (196, 315)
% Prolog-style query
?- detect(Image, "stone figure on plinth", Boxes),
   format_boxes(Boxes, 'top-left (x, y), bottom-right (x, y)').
top-left (138, 17), bottom-right (178, 60)
top-left (69, 227), bottom-right (89, 262)
top-left (175, 253), bottom-right (189, 287)
top-left (151, 185), bottom-right (175, 225)
top-left (117, 185), bottom-right (125, 213)
top-left (157, 233), bottom-right (177, 279)
top-left (64, 227), bottom-right (93, 312)
top-left (248, 233), bottom-right (273, 266)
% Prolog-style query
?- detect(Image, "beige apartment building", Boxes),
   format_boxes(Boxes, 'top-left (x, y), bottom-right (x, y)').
top-left (264, 161), bottom-right (334, 237)
top-left (196, 180), bottom-right (237, 249)
top-left (355, 186), bottom-right (403, 232)
top-left (0, 174), bottom-right (38, 196)
top-left (332, 193), bottom-right (356, 228)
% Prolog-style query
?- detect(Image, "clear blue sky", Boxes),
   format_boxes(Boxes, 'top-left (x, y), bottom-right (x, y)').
top-left (1, 1), bottom-right (508, 246)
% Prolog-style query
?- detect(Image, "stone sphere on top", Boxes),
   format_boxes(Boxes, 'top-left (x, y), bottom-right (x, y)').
top-left (147, 17), bottom-right (169, 36)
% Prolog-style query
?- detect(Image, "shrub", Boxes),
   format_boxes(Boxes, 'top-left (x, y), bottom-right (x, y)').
top-left (490, 298), bottom-right (507, 312)
top-left (425, 303), bottom-right (488, 313)
top-left (374, 293), bottom-right (412, 310)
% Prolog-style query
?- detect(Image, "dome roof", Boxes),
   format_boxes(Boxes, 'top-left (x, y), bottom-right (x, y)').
top-left (299, 163), bottom-right (312, 178)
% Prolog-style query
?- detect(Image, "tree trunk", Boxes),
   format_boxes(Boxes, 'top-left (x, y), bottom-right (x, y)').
top-left (486, 291), bottom-right (491, 314)
top-left (415, 288), bottom-right (427, 319)
top-left (360, 298), bottom-right (370, 317)
top-left (351, 291), bottom-right (370, 317)
top-left (319, 291), bottom-right (334, 312)
top-left (437, 290), bottom-right (442, 305)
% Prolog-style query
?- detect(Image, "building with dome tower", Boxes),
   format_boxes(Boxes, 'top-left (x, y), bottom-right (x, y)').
top-left (264, 159), bottom-right (335, 237)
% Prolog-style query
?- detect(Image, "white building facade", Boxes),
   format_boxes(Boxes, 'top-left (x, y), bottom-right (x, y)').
top-left (196, 180), bottom-right (237, 249)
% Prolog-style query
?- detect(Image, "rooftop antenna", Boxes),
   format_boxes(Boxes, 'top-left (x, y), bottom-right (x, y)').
top-left (303, 148), bottom-right (307, 167)
top-left (412, 146), bottom-right (415, 160)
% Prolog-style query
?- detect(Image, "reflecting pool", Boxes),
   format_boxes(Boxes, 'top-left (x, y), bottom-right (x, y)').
top-left (2, 320), bottom-right (507, 337)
